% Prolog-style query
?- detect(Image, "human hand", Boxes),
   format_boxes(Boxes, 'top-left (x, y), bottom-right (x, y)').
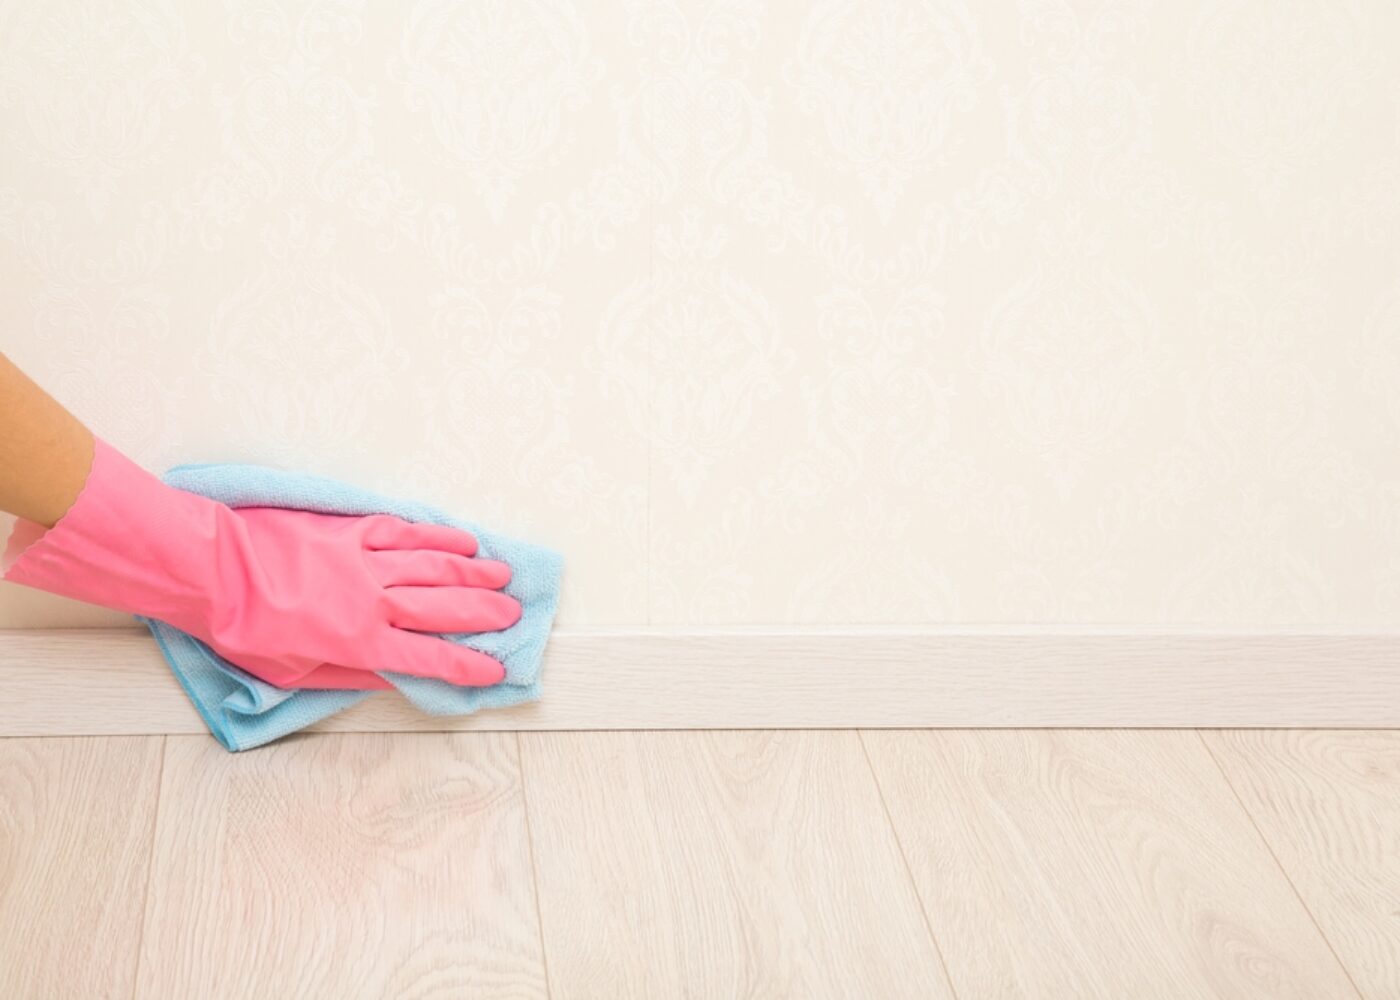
top-left (3, 438), bottom-right (520, 689)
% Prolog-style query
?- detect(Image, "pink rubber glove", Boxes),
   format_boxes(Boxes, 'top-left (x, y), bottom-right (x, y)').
top-left (1, 436), bottom-right (521, 690)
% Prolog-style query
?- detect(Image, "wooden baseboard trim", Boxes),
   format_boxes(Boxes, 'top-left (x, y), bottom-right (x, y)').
top-left (2, 625), bottom-right (1398, 738)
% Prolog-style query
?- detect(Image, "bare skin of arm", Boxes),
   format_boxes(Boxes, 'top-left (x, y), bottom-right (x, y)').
top-left (0, 352), bottom-right (96, 528)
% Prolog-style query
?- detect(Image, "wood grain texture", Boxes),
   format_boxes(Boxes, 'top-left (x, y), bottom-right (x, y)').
top-left (135, 732), bottom-right (547, 1000)
top-left (0, 736), bottom-right (164, 1000)
top-left (517, 729), bottom-right (955, 999)
top-left (7, 626), bottom-right (1400, 736)
top-left (1205, 730), bottom-right (1400, 997)
top-left (861, 729), bottom-right (1362, 1000)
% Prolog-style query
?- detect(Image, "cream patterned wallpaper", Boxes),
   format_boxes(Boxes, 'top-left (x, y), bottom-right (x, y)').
top-left (2, 0), bottom-right (1400, 628)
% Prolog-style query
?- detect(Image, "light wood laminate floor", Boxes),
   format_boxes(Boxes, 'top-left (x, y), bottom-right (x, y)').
top-left (1, 729), bottom-right (1396, 999)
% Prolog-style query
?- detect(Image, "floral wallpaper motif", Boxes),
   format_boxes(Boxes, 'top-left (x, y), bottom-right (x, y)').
top-left (2, 0), bottom-right (1399, 627)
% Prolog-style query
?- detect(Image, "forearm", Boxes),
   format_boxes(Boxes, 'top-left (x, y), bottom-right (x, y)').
top-left (0, 352), bottom-right (95, 527)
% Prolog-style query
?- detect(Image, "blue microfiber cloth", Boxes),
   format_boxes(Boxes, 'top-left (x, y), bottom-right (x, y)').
top-left (133, 460), bottom-right (563, 752)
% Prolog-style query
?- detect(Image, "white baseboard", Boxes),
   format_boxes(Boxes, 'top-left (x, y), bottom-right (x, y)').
top-left (2, 626), bottom-right (1399, 738)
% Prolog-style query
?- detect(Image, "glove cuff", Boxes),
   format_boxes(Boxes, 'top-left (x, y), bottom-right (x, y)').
top-left (1, 436), bottom-right (230, 634)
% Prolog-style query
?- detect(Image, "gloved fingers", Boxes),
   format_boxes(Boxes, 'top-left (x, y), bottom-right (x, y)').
top-left (290, 663), bottom-right (394, 690)
top-left (365, 548), bottom-right (512, 589)
top-left (363, 515), bottom-right (479, 557)
top-left (375, 626), bottom-right (507, 686)
top-left (383, 585), bottom-right (523, 634)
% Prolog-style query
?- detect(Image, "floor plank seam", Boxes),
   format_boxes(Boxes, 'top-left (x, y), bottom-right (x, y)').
top-left (855, 730), bottom-right (962, 1000)
top-left (1195, 731), bottom-right (1368, 999)
top-left (514, 732), bottom-right (554, 1000)
top-left (128, 735), bottom-right (167, 1000)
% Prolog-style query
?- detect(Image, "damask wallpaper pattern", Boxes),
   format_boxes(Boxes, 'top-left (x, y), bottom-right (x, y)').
top-left (2, 0), bottom-right (1399, 627)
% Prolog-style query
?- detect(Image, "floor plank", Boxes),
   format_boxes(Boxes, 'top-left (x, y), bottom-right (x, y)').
top-left (0, 736), bottom-right (164, 1000)
top-left (135, 733), bottom-right (547, 999)
top-left (1205, 730), bottom-right (1400, 998)
top-left (861, 729), bottom-right (1361, 1000)
top-left (518, 730), bottom-right (955, 999)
